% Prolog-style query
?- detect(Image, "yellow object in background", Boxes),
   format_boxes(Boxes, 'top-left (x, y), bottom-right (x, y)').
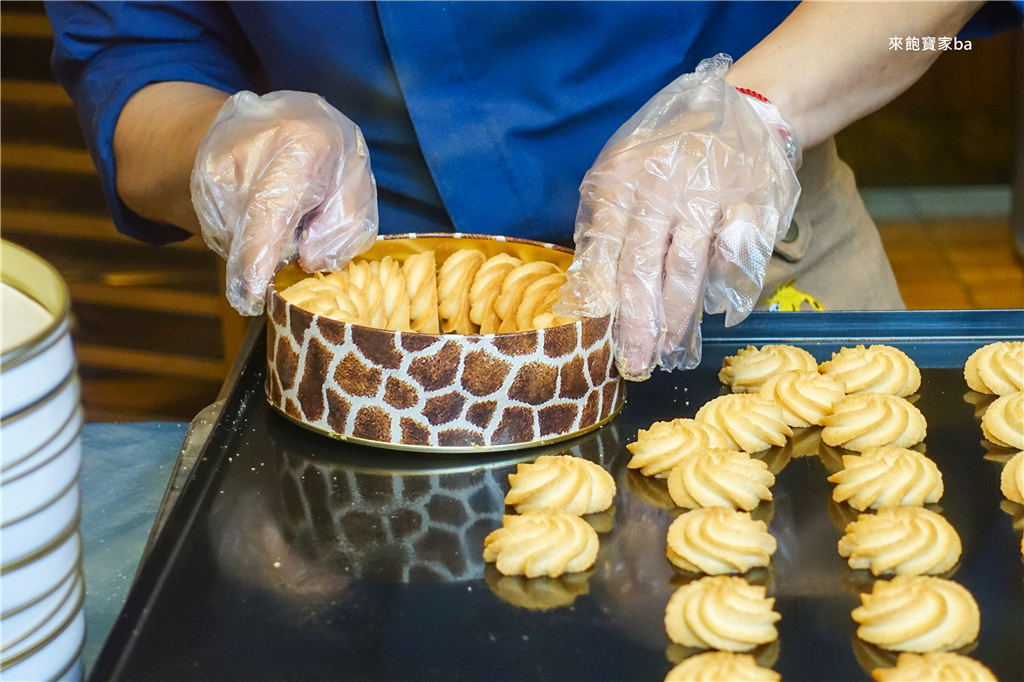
top-left (762, 279), bottom-right (825, 312)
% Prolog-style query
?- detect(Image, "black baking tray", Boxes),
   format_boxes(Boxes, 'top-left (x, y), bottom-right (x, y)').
top-left (90, 310), bottom-right (1024, 682)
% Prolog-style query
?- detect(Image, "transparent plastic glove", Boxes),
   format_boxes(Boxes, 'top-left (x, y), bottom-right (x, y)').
top-left (191, 90), bottom-right (378, 316)
top-left (558, 54), bottom-right (801, 380)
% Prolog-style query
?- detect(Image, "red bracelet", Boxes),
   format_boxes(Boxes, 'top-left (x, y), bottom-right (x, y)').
top-left (735, 87), bottom-right (772, 105)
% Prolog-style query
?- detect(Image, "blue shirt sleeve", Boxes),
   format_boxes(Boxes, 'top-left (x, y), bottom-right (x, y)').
top-left (45, 1), bottom-right (261, 245)
top-left (962, 1), bottom-right (1024, 37)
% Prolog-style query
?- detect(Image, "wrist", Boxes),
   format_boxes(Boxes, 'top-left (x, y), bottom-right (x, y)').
top-left (724, 78), bottom-right (802, 170)
top-left (114, 82), bottom-right (229, 234)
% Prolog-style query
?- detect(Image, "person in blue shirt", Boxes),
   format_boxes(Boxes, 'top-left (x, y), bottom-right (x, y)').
top-left (47, 1), bottom-right (1021, 379)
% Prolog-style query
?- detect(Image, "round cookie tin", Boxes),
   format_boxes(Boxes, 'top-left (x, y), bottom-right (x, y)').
top-left (265, 234), bottom-right (625, 452)
top-left (0, 240), bottom-right (75, 419)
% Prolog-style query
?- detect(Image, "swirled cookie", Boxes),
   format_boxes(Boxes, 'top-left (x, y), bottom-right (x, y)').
top-left (482, 510), bottom-right (599, 578)
top-left (665, 652), bottom-right (780, 682)
top-left (280, 273), bottom-right (364, 323)
top-left (822, 394), bottom-right (927, 452)
top-left (325, 270), bottom-right (373, 321)
top-left (516, 272), bottom-right (567, 332)
top-left (667, 448), bottom-right (775, 511)
top-left (627, 419), bottom-right (735, 478)
top-left (437, 248), bottom-right (486, 334)
top-left (374, 256), bottom-right (412, 331)
top-left (1001, 450), bottom-right (1024, 504)
top-left (531, 311), bottom-right (579, 330)
top-left (494, 261), bottom-right (561, 333)
top-left (872, 652), bottom-right (997, 682)
top-left (965, 341), bottom-right (1023, 396)
top-left (695, 395), bottom-right (793, 453)
top-left (402, 251), bottom-right (440, 333)
top-left (664, 575), bottom-right (781, 651)
top-left (667, 508), bottom-right (777, 575)
top-left (852, 575), bottom-right (980, 652)
top-left (468, 253), bottom-right (522, 334)
top-left (505, 455), bottom-right (615, 515)
top-left (759, 370), bottom-right (847, 428)
top-left (828, 446), bottom-right (943, 511)
top-left (484, 566), bottom-right (591, 611)
top-left (839, 507), bottom-right (961, 576)
top-left (981, 391), bottom-right (1023, 450)
top-left (819, 345), bottom-right (921, 397)
top-left (719, 344), bottom-right (819, 393)
top-left (349, 259), bottom-right (391, 328)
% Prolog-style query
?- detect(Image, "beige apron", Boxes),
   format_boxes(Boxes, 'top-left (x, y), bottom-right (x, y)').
top-left (759, 137), bottom-right (905, 311)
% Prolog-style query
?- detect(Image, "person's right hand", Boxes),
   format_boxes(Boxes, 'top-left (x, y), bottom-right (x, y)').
top-left (191, 90), bottom-right (378, 316)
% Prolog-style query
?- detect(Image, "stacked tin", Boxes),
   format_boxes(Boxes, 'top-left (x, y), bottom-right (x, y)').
top-left (1, 240), bottom-right (86, 681)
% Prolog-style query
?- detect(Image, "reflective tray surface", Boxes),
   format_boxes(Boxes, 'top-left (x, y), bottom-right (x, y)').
top-left (91, 311), bottom-right (1024, 682)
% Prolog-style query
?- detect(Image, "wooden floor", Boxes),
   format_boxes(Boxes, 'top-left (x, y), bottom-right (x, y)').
top-left (878, 217), bottom-right (1023, 309)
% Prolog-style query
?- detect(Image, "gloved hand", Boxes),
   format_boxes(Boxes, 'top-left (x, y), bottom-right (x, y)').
top-left (191, 90), bottom-right (378, 316)
top-left (557, 54), bottom-right (801, 380)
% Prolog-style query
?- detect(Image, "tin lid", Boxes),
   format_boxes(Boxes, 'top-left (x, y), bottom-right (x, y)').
top-left (1, 240), bottom-right (70, 371)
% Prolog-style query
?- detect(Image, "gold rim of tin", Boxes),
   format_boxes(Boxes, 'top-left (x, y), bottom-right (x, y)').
top-left (0, 240), bottom-right (71, 371)
top-left (1, 406), bottom-right (83, 475)
top-left (270, 397), bottom-right (625, 461)
top-left (0, 547), bottom-right (80, 620)
top-left (0, 567), bottom-right (80, 655)
top-left (0, 371), bottom-right (80, 429)
top-left (0, 570), bottom-right (84, 670)
top-left (1, 510), bottom-right (81, 574)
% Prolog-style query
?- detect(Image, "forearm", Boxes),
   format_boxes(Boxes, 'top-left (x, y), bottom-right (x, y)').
top-left (113, 82), bottom-right (229, 234)
top-left (726, 1), bottom-right (983, 150)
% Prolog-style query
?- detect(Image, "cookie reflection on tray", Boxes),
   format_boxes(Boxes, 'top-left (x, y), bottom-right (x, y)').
top-left (626, 470), bottom-right (676, 510)
top-left (851, 636), bottom-right (899, 678)
top-left (837, 560), bottom-right (961, 598)
top-left (749, 500), bottom-right (775, 526)
top-left (1001, 499), bottom-right (1024, 531)
top-left (828, 499), bottom-right (945, 535)
top-left (819, 440), bottom-right (927, 476)
top-left (786, 427), bottom-right (825, 459)
top-left (752, 443), bottom-right (791, 477)
top-left (666, 639), bottom-right (780, 671)
top-left (669, 563), bottom-right (776, 591)
top-left (827, 498), bottom-right (863, 534)
top-left (484, 564), bottom-right (592, 611)
top-left (982, 439), bottom-right (1018, 464)
top-left (583, 506), bottom-right (616, 534)
top-left (851, 634), bottom-right (978, 680)
top-left (963, 390), bottom-right (997, 420)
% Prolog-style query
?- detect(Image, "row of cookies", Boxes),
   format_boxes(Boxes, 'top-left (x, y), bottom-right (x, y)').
top-left (812, 340), bottom-right (1018, 680)
top-left (483, 455), bottom-right (615, 579)
top-left (811, 346), bottom-right (999, 681)
top-left (965, 342), bottom-right (1023, 564)
top-left (831, 450), bottom-right (987, 678)
top-left (630, 347), bottom-right (811, 679)
top-left (626, 395), bottom-right (787, 678)
top-left (720, 343), bottom-right (928, 452)
top-left (279, 250), bottom-right (578, 334)
top-left (632, 343), bottom-right (993, 680)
